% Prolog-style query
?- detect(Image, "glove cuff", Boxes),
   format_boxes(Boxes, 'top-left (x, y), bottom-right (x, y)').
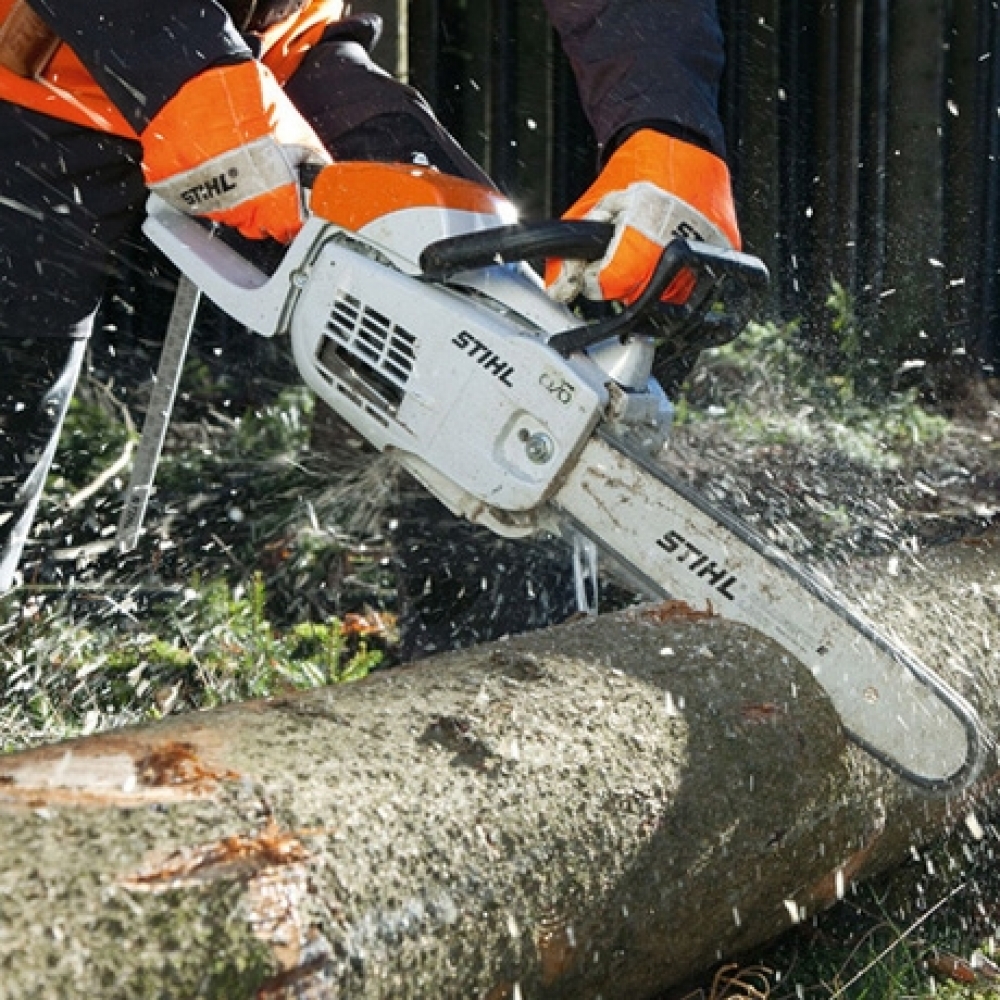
top-left (602, 120), bottom-right (720, 165)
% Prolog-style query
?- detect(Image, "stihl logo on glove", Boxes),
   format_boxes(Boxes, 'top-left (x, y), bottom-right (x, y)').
top-left (158, 133), bottom-right (315, 222)
top-left (674, 219), bottom-right (709, 243)
top-left (140, 61), bottom-right (330, 243)
top-left (179, 171), bottom-right (239, 208)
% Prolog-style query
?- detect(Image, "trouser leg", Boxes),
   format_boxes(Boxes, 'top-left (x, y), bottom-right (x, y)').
top-left (0, 334), bottom-right (89, 590)
top-left (0, 102), bottom-right (147, 592)
top-left (286, 30), bottom-right (581, 659)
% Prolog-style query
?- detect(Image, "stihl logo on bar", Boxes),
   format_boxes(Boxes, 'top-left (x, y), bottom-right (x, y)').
top-left (181, 171), bottom-right (238, 207)
top-left (656, 529), bottom-right (738, 600)
top-left (452, 331), bottom-right (515, 386)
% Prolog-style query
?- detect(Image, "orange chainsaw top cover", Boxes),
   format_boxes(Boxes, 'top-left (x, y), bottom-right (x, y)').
top-left (310, 163), bottom-right (515, 231)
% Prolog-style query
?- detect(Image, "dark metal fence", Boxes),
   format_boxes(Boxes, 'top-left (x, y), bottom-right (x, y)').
top-left (406, 0), bottom-right (597, 218)
top-left (405, 0), bottom-right (1000, 383)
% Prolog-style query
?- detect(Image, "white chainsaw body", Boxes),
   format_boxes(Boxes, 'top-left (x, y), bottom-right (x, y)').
top-left (145, 193), bottom-right (668, 537)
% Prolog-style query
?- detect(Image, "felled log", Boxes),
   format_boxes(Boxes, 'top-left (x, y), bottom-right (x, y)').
top-left (0, 537), bottom-right (996, 1000)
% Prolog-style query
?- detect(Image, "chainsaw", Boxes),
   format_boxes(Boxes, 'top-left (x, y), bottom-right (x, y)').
top-left (133, 161), bottom-right (984, 792)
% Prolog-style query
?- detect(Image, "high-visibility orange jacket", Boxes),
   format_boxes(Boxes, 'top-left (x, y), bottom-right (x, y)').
top-left (0, 0), bottom-right (730, 161)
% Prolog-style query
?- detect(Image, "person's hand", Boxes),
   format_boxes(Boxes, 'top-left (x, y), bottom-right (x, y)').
top-left (546, 129), bottom-right (741, 306)
top-left (140, 60), bottom-right (330, 243)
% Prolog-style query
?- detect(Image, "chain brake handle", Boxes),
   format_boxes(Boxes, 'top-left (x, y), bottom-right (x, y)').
top-left (418, 220), bottom-right (769, 356)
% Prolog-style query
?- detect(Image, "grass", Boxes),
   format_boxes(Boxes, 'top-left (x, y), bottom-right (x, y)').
top-left (0, 571), bottom-right (388, 751)
top-left (684, 826), bottom-right (1000, 1000)
top-left (757, 852), bottom-right (1000, 999)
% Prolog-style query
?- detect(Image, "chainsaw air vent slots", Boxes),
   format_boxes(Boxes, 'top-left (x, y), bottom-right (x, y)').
top-left (310, 290), bottom-right (418, 421)
top-left (327, 292), bottom-right (416, 392)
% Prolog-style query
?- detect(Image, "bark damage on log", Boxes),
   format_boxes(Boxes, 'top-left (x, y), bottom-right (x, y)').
top-left (0, 539), bottom-right (997, 1000)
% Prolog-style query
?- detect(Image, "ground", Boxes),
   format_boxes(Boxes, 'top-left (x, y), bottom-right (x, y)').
top-left (1, 305), bottom-right (998, 998)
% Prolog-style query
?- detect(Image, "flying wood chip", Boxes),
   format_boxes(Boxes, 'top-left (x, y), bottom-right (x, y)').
top-left (341, 610), bottom-right (396, 636)
top-left (925, 951), bottom-right (979, 986)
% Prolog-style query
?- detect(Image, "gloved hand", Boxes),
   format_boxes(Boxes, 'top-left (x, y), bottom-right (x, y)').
top-left (546, 129), bottom-right (741, 306)
top-left (140, 60), bottom-right (330, 243)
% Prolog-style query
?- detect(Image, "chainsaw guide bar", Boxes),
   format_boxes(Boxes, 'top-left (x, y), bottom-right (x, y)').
top-left (552, 429), bottom-right (984, 790)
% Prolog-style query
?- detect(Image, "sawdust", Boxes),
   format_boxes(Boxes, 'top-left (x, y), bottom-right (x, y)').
top-left (641, 599), bottom-right (718, 622)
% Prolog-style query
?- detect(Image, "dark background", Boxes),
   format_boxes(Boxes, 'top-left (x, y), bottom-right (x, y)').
top-left (375, 0), bottom-right (1000, 395)
top-left (102, 1), bottom-right (1000, 402)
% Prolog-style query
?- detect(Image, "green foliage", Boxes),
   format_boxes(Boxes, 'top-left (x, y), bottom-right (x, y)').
top-left (232, 386), bottom-right (314, 456)
top-left (175, 572), bottom-right (382, 700)
top-left (153, 385), bottom-right (315, 493)
top-left (0, 574), bottom-right (382, 750)
top-left (47, 394), bottom-right (135, 499)
top-left (827, 278), bottom-right (861, 365)
top-left (686, 287), bottom-right (951, 470)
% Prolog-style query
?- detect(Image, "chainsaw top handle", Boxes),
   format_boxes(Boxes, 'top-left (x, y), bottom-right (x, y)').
top-left (419, 220), bottom-right (615, 278)
top-left (418, 220), bottom-right (770, 357)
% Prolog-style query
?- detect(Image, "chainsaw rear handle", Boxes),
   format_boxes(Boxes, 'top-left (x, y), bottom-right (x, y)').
top-left (419, 220), bottom-right (770, 356)
top-left (142, 192), bottom-right (313, 336)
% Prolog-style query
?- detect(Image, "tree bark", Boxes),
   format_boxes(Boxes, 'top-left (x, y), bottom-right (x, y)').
top-left (0, 538), bottom-right (997, 1000)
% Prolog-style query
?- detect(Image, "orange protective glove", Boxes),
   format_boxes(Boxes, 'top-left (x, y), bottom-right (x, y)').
top-left (546, 130), bottom-right (741, 306)
top-left (140, 60), bottom-right (331, 243)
